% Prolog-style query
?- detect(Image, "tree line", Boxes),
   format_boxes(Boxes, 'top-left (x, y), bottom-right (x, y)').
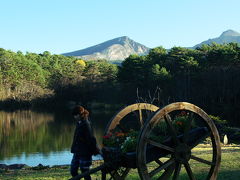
top-left (118, 43), bottom-right (240, 126)
top-left (0, 43), bottom-right (240, 125)
top-left (0, 48), bottom-right (118, 108)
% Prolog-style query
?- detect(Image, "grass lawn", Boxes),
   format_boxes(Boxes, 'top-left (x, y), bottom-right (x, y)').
top-left (1, 145), bottom-right (240, 180)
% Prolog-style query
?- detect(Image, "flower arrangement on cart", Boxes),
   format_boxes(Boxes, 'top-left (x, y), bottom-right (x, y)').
top-left (102, 111), bottom-right (190, 153)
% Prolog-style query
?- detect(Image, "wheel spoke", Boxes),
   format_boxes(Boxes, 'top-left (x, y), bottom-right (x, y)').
top-left (164, 114), bottom-right (180, 144)
top-left (184, 162), bottom-right (196, 180)
top-left (172, 162), bottom-right (181, 180)
top-left (155, 159), bottom-right (164, 166)
top-left (183, 112), bottom-right (193, 143)
top-left (191, 155), bottom-right (214, 166)
top-left (120, 168), bottom-right (130, 178)
top-left (110, 168), bottom-right (130, 180)
top-left (157, 163), bottom-right (175, 180)
top-left (139, 108), bottom-right (143, 127)
top-left (145, 138), bottom-right (174, 152)
top-left (110, 170), bottom-right (119, 180)
top-left (149, 158), bottom-right (175, 177)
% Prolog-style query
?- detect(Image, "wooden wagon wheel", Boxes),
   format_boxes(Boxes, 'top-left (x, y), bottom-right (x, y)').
top-left (103, 103), bottom-right (159, 180)
top-left (137, 102), bottom-right (221, 180)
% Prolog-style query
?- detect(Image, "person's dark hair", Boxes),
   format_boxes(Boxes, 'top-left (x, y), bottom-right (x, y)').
top-left (72, 105), bottom-right (89, 119)
top-left (72, 105), bottom-right (84, 115)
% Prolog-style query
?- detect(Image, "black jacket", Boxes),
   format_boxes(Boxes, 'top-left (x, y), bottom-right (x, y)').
top-left (71, 120), bottom-right (97, 156)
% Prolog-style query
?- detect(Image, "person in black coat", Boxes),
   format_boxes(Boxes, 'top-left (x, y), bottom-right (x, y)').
top-left (70, 105), bottom-right (99, 179)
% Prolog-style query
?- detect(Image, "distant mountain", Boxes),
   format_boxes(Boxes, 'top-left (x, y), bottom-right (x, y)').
top-left (193, 29), bottom-right (240, 48)
top-left (63, 36), bottom-right (150, 61)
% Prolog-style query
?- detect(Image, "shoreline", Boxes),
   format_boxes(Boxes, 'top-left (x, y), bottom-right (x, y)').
top-left (0, 159), bottom-right (104, 170)
top-left (1, 144), bottom-right (240, 170)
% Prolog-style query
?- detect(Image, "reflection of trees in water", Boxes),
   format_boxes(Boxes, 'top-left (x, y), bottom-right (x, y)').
top-left (0, 110), bottom-right (53, 136)
top-left (0, 107), bottom-right (119, 161)
top-left (0, 110), bottom-right (75, 160)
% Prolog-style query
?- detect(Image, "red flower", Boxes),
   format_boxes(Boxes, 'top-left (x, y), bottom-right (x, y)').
top-left (176, 121), bottom-right (183, 126)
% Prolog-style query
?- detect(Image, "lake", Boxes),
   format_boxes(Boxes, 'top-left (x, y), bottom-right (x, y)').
top-left (1, 103), bottom-right (238, 167)
top-left (0, 107), bottom-right (117, 166)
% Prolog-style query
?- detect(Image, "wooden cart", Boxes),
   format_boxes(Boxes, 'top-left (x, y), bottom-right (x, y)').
top-left (70, 102), bottom-right (221, 180)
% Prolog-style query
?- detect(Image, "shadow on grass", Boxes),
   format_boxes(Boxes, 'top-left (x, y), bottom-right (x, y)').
top-left (125, 169), bottom-right (240, 180)
top-left (217, 170), bottom-right (240, 180)
top-left (170, 170), bottom-right (240, 180)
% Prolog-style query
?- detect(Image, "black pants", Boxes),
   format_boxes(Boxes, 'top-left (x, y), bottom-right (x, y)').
top-left (70, 153), bottom-right (92, 180)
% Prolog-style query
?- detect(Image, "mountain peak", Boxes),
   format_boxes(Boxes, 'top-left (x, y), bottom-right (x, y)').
top-left (117, 36), bottom-right (130, 41)
top-left (194, 29), bottom-right (240, 48)
top-left (63, 36), bottom-right (150, 60)
top-left (110, 36), bottom-right (131, 45)
top-left (220, 29), bottom-right (240, 37)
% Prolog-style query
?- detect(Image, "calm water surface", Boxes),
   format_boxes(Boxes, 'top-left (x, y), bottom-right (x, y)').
top-left (0, 108), bottom-right (115, 166)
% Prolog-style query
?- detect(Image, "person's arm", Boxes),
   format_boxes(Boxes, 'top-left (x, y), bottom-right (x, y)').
top-left (84, 122), bottom-right (100, 155)
top-left (85, 122), bottom-right (92, 139)
top-left (71, 124), bottom-right (80, 153)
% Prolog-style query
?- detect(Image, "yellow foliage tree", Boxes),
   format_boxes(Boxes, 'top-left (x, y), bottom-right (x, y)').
top-left (75, 59), bottom-right (86, 67)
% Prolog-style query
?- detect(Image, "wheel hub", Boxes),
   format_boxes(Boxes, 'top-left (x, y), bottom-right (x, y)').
top-left (174, 143), bottom-right (191, 164)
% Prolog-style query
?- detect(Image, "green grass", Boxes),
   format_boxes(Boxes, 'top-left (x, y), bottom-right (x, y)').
top-left (1, 146), bottom-right (240, 180)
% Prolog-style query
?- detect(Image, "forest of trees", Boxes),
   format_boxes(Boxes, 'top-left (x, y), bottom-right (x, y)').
top-left (0, 48), bottom-right (118, 107)
top-left (118, 43), bottom-right (240, 125)
top-left (0, 43), bottom-right (240, 125)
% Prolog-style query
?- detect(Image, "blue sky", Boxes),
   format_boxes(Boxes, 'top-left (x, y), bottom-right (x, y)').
top-left (1, 0), bottom-right (240, 54)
